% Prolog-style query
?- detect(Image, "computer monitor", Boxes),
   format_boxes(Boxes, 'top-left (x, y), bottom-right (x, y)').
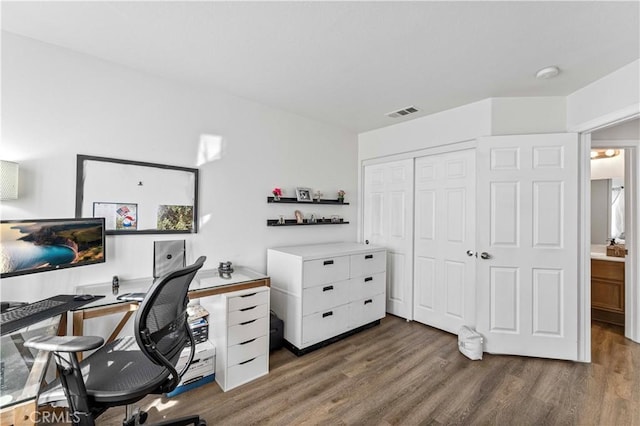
top-left (0, 218), bottom-right (105, 278)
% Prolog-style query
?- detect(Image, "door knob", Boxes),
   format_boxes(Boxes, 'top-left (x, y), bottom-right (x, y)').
top-left (466, 250), bottom-right (475, 257)
top-left (480, 252), bottom-right (491, 260)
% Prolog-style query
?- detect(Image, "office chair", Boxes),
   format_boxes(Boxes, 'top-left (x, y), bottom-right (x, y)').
top-left (25, 256), bottom-right (207, 426)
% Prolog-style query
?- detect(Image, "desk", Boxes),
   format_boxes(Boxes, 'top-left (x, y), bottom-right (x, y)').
top-left (72, 268), bottom-right (270, 346)
top-left (0, 316), bottom-right (64, 426)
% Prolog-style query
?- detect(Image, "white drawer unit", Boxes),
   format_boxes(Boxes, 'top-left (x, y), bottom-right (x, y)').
top-left (268, 242), bottom-right (386, 355)
top-left (208, 286), bottom-right (270, 391)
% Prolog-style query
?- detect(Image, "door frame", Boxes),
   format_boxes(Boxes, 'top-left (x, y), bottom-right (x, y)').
top-left (574, 112), bottom-right (640, 362)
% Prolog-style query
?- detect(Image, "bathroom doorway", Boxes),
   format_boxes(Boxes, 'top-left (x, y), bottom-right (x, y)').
top-left (589, 118), bottom-right (639, 344)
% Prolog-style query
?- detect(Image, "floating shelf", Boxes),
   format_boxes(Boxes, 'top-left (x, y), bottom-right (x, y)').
top-left (267, 219), bottom-right (350, 227)
top-left (267, 196), bottom-right (349, 205)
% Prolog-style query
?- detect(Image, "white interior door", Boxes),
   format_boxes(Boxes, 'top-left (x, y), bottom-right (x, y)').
top-left (477, 133), bottom-right (578, 360)
top-left (363, 159), bottom-right (414, 320)
top-left (414, 149), bottom-right (476, 334)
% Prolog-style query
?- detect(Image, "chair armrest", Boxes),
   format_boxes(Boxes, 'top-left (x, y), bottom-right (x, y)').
top-left (116, 292), bottom-right (146, 302)
top-left (25, 335), bottom-right (104, 352)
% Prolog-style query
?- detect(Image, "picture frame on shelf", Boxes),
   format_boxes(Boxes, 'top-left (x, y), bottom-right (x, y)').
top-left (295, 187), bottom-right (313, 202)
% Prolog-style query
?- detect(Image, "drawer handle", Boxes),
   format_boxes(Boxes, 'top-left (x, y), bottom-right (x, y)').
top-left (239, 357), bottom-right (256, 365)
top-left (240, 293), bottom-right (257, 298)
top-left (323, 260), bottom-right (334, 266)
top-left (322, 311), bottom-right (333, 318)
top-left (365, 254), bottom-right (373, 259)
top-left (240, 319), bottom-right (257, 326)
top-left (240, 306), bottom-right (257, 312)
top-left (364, 299), bottom-right (373, 305)
top-left (239, 338), bottom-right (257, 345)
top-left (323, 285), bottom-right (334, 292)
top-left (364, 277), bottom-right (373, 282)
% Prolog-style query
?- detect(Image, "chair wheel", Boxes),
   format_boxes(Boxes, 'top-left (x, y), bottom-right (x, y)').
top-left (198, 421), bottom-right (207, 426)
top-left (139, 411), bottom-right (148, 424)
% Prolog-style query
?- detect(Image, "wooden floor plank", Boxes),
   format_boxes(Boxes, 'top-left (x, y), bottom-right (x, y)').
top-left (94, 317), bottom-right (639, 425)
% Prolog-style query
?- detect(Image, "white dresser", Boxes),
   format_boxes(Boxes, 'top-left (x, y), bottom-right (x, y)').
top-left (207, 286), bottom-right (270, 391)
top-left (268, 242), bottom-right (386, 354)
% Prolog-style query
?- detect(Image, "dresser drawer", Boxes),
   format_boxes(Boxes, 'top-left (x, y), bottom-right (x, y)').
top-left (348, 272), bottom-right (385, 301)
top-left (302, 304), bottom-right (349, 344)
top-left (349, 293), bottom-right (385, 328)
top-left (228, 290), bottom-right (269, 312)
top-left (228, 316), bottom-right (268, 346)
top-left (350, 251), bottom-right (386, 278)
top-left (228, 335), bottom-right (268, 366)
top-left (228, 303), bottom-right (269, 326)
top-left (302, 256), bottom-right (350, 288)
top-left (302, 279), bottom-right (349, 315)
top-left (226, 354), bottom-right (268, 390)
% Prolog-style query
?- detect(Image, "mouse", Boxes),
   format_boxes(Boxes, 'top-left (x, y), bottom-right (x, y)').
top-left (73, 294), bottom-right (95, 301)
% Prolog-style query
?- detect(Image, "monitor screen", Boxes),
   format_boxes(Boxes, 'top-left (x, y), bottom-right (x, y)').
top-left (0, 218), bottom-right (105, 278)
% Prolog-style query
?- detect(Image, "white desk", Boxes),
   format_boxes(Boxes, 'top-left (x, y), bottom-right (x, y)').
top-left (71, 268), bottom-right (270, 349)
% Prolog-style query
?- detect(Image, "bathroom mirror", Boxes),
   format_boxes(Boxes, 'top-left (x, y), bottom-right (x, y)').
top-left (76, 155), bottom-right (198, 235)
top-left (591, 178), bottom-right (624, 244)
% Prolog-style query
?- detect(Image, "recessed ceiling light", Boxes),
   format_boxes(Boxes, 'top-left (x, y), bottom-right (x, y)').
top-left (535, 66), bottom-right (560, 80)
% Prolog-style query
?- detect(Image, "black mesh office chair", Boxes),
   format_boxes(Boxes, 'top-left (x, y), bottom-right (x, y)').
top-left (25, 256), bottom-right (207, 426)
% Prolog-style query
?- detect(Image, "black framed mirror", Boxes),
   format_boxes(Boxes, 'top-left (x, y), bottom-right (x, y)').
top-left (75, 155), bottom-right (198, 235)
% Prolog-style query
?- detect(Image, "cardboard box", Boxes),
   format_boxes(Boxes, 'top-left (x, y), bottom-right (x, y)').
top-left (167, 340), bottom-right (215, 396)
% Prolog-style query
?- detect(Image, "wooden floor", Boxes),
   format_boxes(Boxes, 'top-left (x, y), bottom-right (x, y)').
top-left (98, 316), bottom-right (639, 425)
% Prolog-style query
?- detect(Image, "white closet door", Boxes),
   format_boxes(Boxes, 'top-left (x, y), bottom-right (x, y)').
top-left (413, 149), bottom-right (476, 334)
top-left (476, 133), bottom-right (578, 360)
top-left (363, 159), bottom-right (414, 320)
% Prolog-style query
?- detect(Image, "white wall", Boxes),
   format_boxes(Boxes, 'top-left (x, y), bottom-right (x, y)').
top-left (491, 97), bottom-right (566, 135)
top-left (1, 33), bottom-right (358, 302)
top-left (566, 59), bottom-right (640, 131)
top-left (358, 99), bottom-right (492, 161)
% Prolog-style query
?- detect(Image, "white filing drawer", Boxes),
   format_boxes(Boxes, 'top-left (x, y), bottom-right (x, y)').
top-left (228, 291), bottom-right (269, 311)
top-left (302, 304), bottom-right (349, 345)
top-left (350, 251), bottom-right (386, 278)
top-left (349, 293), bottom-right (386, 329)
top-left (228, 316), bottom-right (268, 346)
top-left (228, 303), bottom-right (269, 326)
top-left (348, 272), bottom-right (385, 301)
top-left (302, 256), bottom-right (349, 288)
top-left (268, 243), bottom-right (386, 353)
top-left (228, 335), bottom-right (268, 365)
top-left (209, 286), bottom-right (270, 392)
top-left (226, 354), bottom-right (268, 390)
top-left (302, 279), bottom-right (349, 315)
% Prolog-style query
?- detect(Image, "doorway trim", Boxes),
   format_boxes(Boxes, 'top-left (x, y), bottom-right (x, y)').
top-left (576, 113), bottom-right (640, 362)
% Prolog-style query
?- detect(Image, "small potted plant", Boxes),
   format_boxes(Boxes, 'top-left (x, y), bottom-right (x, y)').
top-left (272, 187), bottom-right (282, 201)
top-left (337, 190), bottom-right (345, 203)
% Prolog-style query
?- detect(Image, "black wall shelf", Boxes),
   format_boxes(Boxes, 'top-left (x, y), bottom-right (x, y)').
top-left (267, 219), bottom-right (350, 227)
top-left (267, 196), bottom-right (349, 205)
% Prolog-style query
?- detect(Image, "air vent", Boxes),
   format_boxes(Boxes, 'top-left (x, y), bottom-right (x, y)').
top-left (385, 106), bottom-right (420, 118)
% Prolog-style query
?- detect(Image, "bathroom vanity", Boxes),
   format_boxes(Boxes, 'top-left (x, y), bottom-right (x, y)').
top-left (591, 245), bottom-right (625, 326)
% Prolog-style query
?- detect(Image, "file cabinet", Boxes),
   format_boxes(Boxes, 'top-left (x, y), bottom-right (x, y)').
top-left (268, 242), bottom-right (386, 354)
top-left (208, 287), bottom-right (270, 391)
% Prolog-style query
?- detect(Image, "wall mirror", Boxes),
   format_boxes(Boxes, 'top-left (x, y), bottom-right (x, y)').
top-left (591, 178), bottom-right (624, 244)
top-left (76, 155), bottom-right (198, 235)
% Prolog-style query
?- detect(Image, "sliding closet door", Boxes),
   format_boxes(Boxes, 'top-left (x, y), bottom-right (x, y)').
top-left (413, 149), bottom-right (476, 333)
top-left (363, 159), bottom-right (414, 320)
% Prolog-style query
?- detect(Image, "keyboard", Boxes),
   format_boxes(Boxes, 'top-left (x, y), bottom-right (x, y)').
top-left (1, 294), bottom-right (104, 336)
top-left (1, 299), bottom-right (65, 323)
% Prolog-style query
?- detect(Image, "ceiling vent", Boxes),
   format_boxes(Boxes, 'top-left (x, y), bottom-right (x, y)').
top-left (386, 106), bottom-right (420, 118)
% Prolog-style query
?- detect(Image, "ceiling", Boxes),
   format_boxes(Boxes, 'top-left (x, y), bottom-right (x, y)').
top-left (2, 1), bottom-right (639, 133)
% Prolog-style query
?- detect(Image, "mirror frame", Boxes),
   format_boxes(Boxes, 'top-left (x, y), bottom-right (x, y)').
top-left (75, 154), bottom-right (199, 235)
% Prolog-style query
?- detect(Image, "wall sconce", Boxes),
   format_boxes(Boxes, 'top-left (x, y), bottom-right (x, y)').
top-left (590, 149), bottom-right (621, 160)
top-left (0, 160), bottom-right (19, 200)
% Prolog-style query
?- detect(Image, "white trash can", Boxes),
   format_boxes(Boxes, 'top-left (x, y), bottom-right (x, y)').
top-left (458, 326), bottom-right (484, 360)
